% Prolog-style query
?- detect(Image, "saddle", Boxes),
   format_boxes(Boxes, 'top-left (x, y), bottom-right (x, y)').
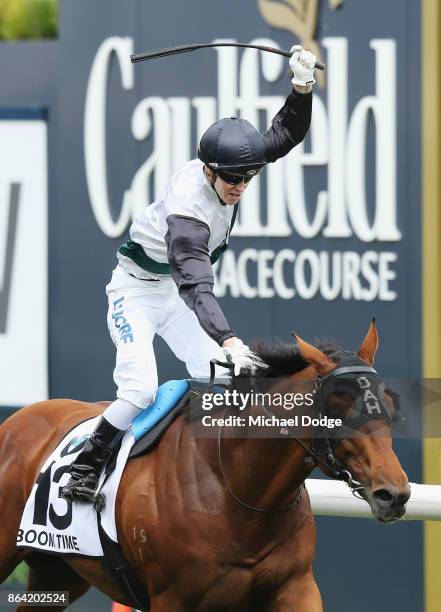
top-left (128, 378), bottom-right (217, 458)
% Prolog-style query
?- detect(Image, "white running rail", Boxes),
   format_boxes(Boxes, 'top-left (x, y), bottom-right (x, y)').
top-left (306, 480), bottom-right (441, 521)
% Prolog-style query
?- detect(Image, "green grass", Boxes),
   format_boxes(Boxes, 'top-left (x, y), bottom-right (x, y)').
top-left (4, 562), bottom-right (28, 585)
top-left (0, 0), bottom-right (57, 40)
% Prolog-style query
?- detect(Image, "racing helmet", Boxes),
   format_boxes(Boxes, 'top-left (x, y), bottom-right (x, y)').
top-left (198, 117), bottom-right (266, 178)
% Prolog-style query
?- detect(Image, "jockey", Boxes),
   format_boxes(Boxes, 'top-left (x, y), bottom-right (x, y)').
top-left (61, 45), bottom-right (317, 508)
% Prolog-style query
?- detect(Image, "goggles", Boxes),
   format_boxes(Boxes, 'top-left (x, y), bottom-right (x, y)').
top-left (213, 168), bottom-right (263, 185)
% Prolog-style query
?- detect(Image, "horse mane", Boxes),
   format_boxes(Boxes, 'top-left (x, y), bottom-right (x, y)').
top-left (248, 338), bottom-right (308, 378)
top-left (249, 338), bottom-right (340, 378)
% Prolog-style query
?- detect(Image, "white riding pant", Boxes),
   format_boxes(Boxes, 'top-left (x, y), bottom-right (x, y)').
top-left (106, 264), bottom-right (225, 409)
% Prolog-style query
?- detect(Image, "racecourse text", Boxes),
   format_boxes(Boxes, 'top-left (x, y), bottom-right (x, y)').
top-left (214, 248), bottom-right (397, 301)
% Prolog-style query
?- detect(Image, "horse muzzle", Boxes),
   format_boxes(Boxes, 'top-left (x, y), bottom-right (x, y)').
top-left (368, 485), bottom-right (411, 522)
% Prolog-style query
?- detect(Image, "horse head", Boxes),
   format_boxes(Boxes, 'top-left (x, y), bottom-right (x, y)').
top-left (294, 320), bottom-right (410, 522)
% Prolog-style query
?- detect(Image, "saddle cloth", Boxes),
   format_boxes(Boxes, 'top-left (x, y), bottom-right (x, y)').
top-left (17, 416), bottom-right (135, 556)
top-left (17, 379), bottom-right (192, 557)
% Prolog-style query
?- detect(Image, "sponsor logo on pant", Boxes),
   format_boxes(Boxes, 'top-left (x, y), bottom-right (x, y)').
top-left (112, 296), bottom-right (134, 343)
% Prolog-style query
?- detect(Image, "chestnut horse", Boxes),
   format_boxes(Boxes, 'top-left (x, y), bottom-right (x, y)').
top-left (0, 321), bottom-right (410, 611)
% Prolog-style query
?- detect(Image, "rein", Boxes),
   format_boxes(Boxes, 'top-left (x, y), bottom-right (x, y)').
top-left (209, 357), bottom-right (398, 513)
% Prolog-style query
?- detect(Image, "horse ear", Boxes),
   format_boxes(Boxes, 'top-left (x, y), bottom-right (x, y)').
top-left (357, 318), bottom-right (379, 365)
top-left (292, 333), bottom-right (334, 376)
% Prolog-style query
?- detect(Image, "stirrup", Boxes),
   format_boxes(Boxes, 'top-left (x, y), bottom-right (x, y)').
top-left (93, 491), bottom-right (105, 513)
top-left (61, 474), bottom-right (99, 503)
top-left (61, 482), bottom-right (105, 512)
top-left (61, 486), bottom-right (93, 503)
top-left (93, 479), bottom-right (106, 512)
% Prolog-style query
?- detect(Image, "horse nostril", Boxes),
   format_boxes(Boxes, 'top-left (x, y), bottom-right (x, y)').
top-left (373, 489), bottom-right (395, 508)
top-left (396, 491), bottom-right (410, 506)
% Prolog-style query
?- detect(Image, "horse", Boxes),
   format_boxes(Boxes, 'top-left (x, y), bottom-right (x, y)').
top-left (0, 320), bottom-right (410, 611)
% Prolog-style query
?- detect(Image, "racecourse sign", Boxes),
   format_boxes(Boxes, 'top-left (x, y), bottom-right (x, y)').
top-left (85, 36), bottom-right (399, 241)
top-left (84, 34), bottom-right (400, 300)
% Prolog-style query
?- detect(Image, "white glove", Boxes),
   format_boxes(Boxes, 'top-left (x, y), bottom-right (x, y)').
top-left (222, 338), bottom-right (268, 377)
top-left (289, 45), bottom-right (316, 87)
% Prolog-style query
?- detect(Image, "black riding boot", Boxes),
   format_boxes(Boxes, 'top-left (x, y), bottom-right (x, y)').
top-left (61, 417), bottom-right (125, 511)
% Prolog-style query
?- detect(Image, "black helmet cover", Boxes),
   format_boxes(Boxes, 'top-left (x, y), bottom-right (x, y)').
top-left (198, 117), bottom-right (266, 176)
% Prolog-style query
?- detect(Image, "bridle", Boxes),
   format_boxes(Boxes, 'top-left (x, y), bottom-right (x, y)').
top-left (300, 362), bottom-right (385, 498)
top-left (209, 353), bottom-right (401, 513)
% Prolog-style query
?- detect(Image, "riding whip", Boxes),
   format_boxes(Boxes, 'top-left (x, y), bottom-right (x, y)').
top-left (131, 42), bottom-right (325, 70)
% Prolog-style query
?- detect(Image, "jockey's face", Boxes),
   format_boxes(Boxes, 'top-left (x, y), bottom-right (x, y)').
top-left (204, 166), bottom-right (250, 205)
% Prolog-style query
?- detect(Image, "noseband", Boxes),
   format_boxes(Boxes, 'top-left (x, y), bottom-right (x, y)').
top-left (210, 353), bottom-right (401, 513)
